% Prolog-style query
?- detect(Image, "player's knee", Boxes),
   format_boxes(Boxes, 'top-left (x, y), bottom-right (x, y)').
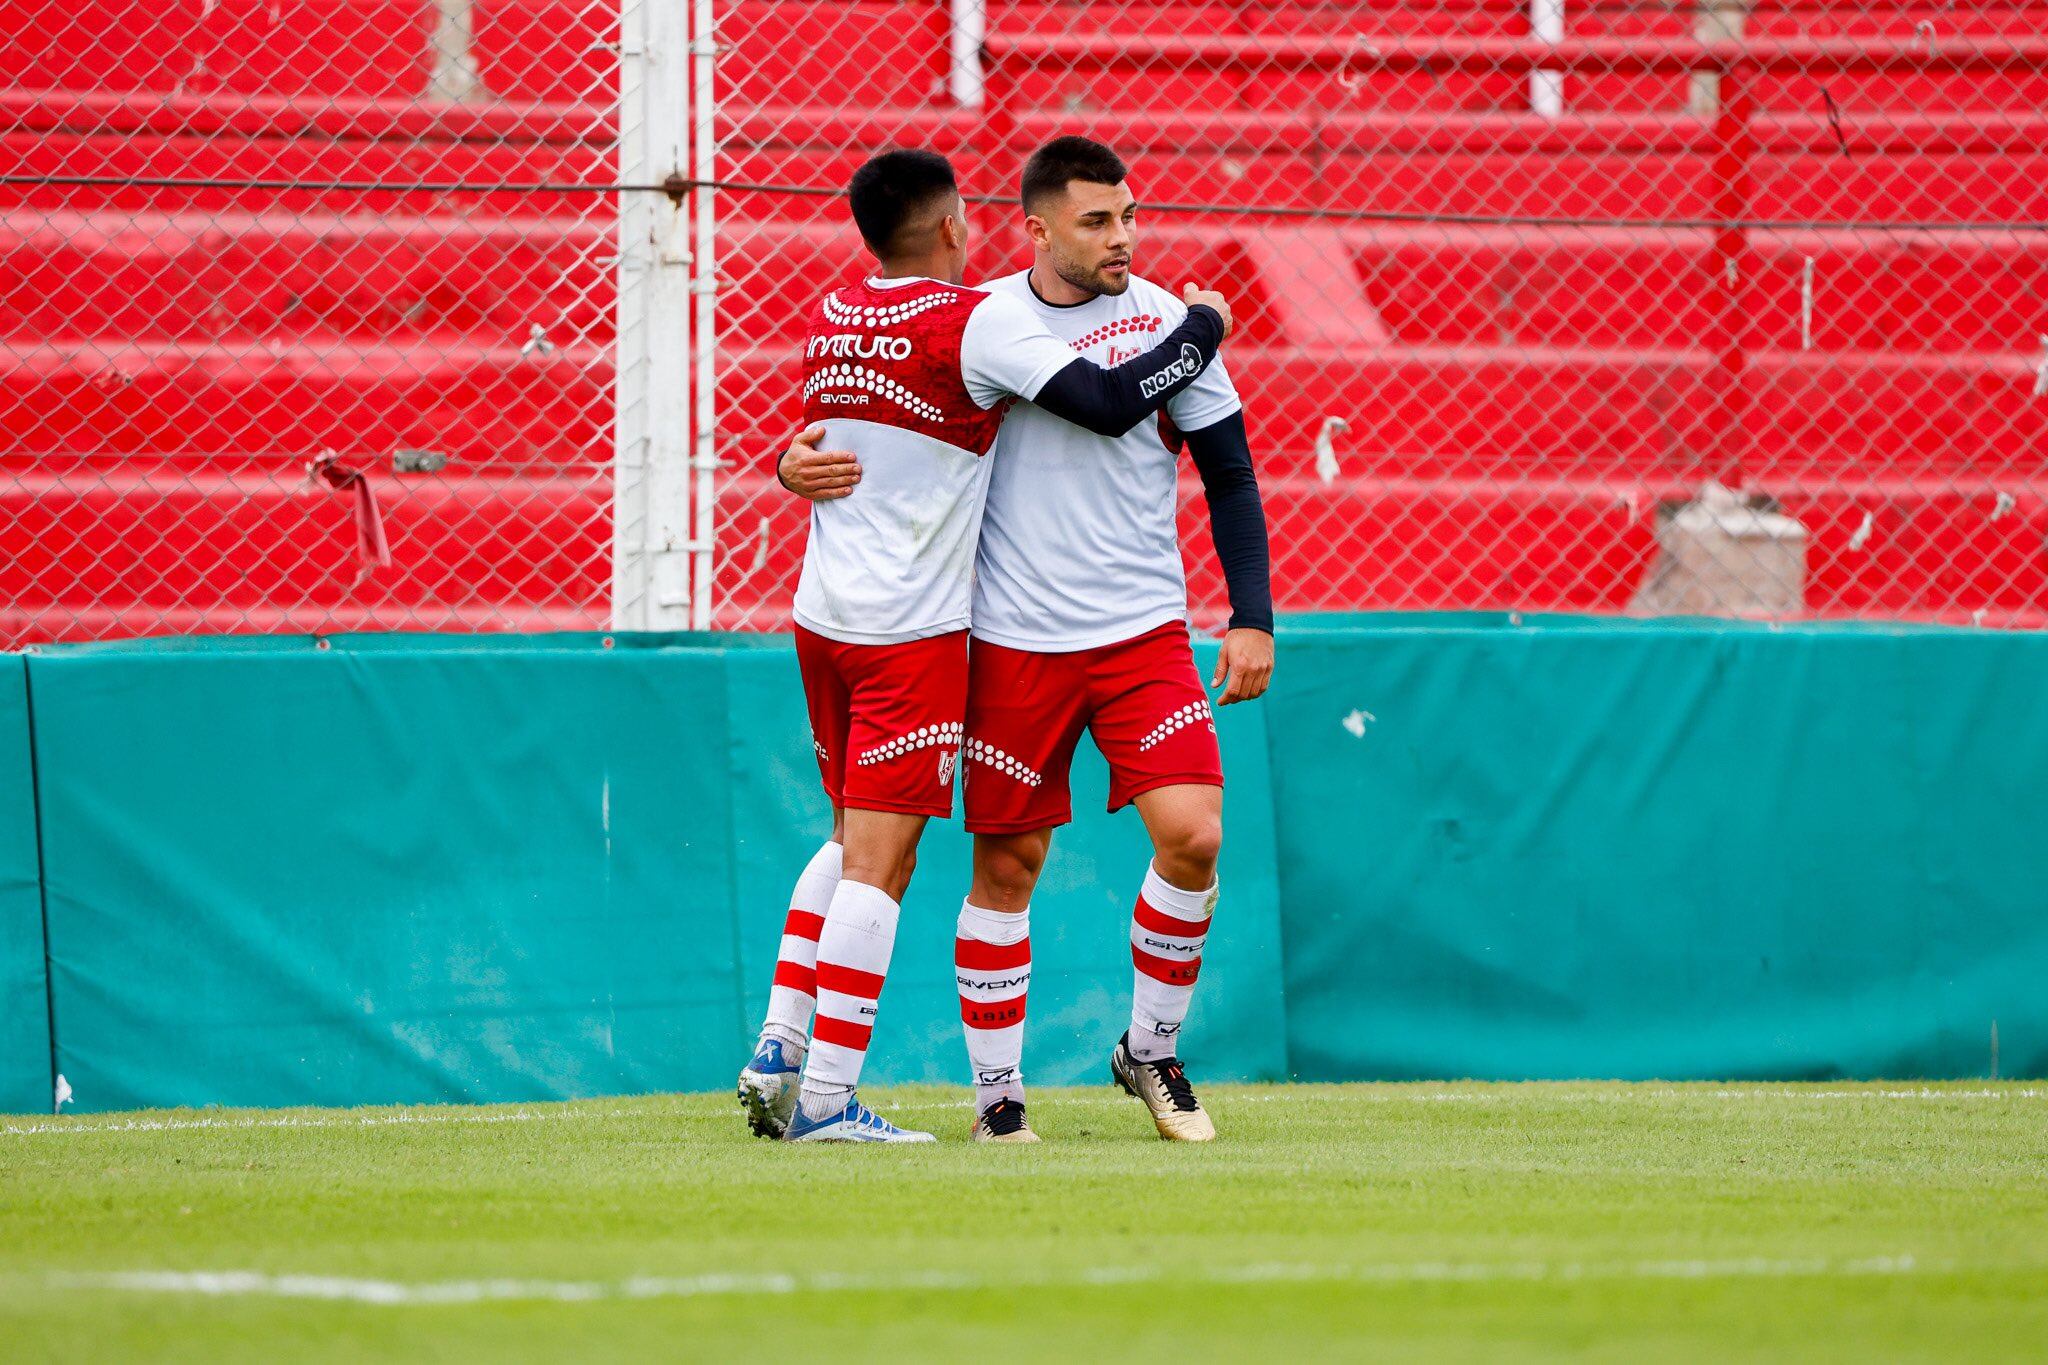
top-left (976, 841), bottom-right (1042, 900)
top-left (843, 844), bottom-right (917, 900)
top-left (1158, 814), bottom-right (1223, 883)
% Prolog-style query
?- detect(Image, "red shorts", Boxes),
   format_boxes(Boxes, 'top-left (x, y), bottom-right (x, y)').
top-left (962, 620), bottom-right (1223, 835)
top-left (795, 625), bottom-right (967, 818)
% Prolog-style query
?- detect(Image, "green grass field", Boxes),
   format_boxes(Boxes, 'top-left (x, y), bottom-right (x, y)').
top-left (4, 1081), bottom-right (2046, 1360)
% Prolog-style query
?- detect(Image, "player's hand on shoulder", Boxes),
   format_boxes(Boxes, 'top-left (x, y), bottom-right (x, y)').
top-left (1211, 627), bottom-right (1274, 706)
top-left (777, 425), bottom-right (861, 501)
top-left (1181, 283), bottom-right (1234, 340)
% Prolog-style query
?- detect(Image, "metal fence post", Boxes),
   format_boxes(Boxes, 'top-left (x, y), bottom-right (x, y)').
top-left (613, 0), bottom-right (696, 631)
top-left (690, 0), bottom-right (720, 630)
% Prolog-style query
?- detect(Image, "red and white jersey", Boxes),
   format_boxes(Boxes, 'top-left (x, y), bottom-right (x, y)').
top-left (972, 270), bottom-right (1243, 652)
top-left (792, 276), bottom-right (1078, 644)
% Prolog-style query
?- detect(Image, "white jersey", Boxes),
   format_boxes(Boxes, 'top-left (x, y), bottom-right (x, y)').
top-left (791, 275), bottom-right (1079, 645)
top-left (972, 270), bottom-right (1243, 652)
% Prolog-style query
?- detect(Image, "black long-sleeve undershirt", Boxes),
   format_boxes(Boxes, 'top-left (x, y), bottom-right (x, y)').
top-left (1029, 304), bottom-right (1225, 438)
top-left (1179, 411), bottom-right (1273, 635)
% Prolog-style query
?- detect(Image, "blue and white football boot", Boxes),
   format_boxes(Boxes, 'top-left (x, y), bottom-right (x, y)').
top-left (783, 1094), bottom-right (937, 1144)
top-left (736, 1036), bottom-right (803, 1139)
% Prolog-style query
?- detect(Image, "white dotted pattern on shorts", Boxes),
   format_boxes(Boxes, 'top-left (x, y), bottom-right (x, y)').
top-left (822, 291), bottom-right (953, 328)
top-left (812, 736), bottom-right (830, 764)
top-left (964, 738), bottom-right (1044, 788)
top-left (856, 722), bottom-right (965, 768)
top-left (1137, 698), bottom-right (1214, 753)
top-left (804, 365), bottom-right (947, 422)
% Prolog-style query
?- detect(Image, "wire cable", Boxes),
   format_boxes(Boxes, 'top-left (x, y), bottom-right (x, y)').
top-left (3, 173), bottom-right (2045, 234)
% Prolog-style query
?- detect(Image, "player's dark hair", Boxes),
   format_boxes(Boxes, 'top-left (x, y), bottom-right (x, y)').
top-left (1020, 136), bottom-right (1129, 212)
top-left (847, 148), bottom-right (959, 257)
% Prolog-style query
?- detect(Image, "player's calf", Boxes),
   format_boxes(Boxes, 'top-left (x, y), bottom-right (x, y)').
top-left (735, 839), bottom-right (841, 1138)
top-left (957, 898), bottom-right (1031, 1116)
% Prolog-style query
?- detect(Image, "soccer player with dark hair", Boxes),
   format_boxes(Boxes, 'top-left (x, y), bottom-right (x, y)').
top-left (736, 147), bottom-right (1237, 1143)
top-left (783, 135), bottom-right (1274, 1143)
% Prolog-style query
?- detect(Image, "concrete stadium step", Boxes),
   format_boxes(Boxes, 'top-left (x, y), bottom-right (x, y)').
top-left (877, 104), bottom-right (2038, 224)
top-left (2, 209), bottom-right (614, 345)
top-left (0, 0), bottom-right (945, 107)
top-left (2, 87), bottom-right (610, 146)
top-left (1308, 111), bottom-right (2048, 222)
top-left (10, 322), bottom-right (2036, 480)
top-left (14, 464), bottom-right (2028, 642)
top-left (707, 466), bottom-right (2048, 627)
top-left (1351, 225), bottom-right (2048, 354)
top-left (717, 341), bottom-right (2046, 476)
top-left (712, 105), bottom-right (980, 224)
top-left (705, 216), bottom-right (2048, 358)
top-left (3, 127), bottom-right (611, 217)
top-left (1555, 2), bottom-right (2046, 112)
top-left (716, 1), bottom-right (948, 109)
top-left (989, 2), bottom-right (1530, 49)
top-left (981, 27), bottom-right (2048, 119)
top-left (0, 0), bottom-right (618, 105)
top-left (1, 338), bottom-right (609, 463)
top-left (28, 196), bottom-right (2036, 357)
top-left (0, 456), bottom-right (608, 613)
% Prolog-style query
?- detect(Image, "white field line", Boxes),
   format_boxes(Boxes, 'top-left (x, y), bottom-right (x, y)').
top-left (879, 1087), bottom-right (2047, 1113)
top-left (0, 1108), bottom-right (641, 1138)
top-left (7, 1087), bottom-right (2042, 1136)
top-left (35, 1255), bottom-right (1937, 1306)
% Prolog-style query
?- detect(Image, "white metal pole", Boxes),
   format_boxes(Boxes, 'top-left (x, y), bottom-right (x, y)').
top-left (1531, 0), bottom-right (1564, 117)
top-left (949, 0), bottom-right (986, 108)
top-left (611, 0), bottom-right (694, 631)
top-left (689, 0), bottom-right (719, 630)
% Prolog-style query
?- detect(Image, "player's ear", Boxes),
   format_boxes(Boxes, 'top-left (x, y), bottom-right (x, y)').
top-left (1022, 212), bottom-right (1051, 249)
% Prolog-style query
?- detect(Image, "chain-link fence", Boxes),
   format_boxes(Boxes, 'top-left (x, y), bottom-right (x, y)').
top-left (710, 0), bottom-right (2048, 632)
top-left (2, 0), bottom-right (632, 644)
top-left (5, 1), bottom-right (2046, 645)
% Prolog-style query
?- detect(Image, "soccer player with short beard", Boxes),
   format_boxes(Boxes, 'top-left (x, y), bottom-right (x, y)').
top-left (782, 137), bottom-right (1274, 1143)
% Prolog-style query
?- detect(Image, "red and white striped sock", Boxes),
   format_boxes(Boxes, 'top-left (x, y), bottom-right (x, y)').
top-left (956, 900), bottom-right (1030, 1110)
top-left (799, 879), bottom-right (900, 1118)
top-left (757, 841), bottom-right (842, 1053)
top-left (1128, 862), bottom-right (1215, 1062)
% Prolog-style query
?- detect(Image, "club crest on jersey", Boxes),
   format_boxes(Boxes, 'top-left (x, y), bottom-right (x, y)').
top-left (1139, 342), bottom-right (1207, 399)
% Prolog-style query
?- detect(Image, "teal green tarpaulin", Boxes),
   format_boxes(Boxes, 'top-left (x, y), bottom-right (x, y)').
top-left (21, 634), bottom-right (1282, 1112)
top-left (0, 656), bottom-right (50, 1114)
top-left (1266, 618), bottom-right (2048, 1081)
top-left (8, 617), bottom-right (2046, 1112)
top-left (29, 643), bottom-right (747, 1111)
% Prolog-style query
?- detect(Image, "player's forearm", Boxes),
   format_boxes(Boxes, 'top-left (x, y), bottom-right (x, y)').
top-left (1183, 412), bottom-right (1274, 635)
top-left (1030, 304), bottom-right (1226, 438)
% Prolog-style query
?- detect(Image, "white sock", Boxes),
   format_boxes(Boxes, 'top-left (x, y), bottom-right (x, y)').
top-left (1128, 862), bottom-right (1215, 1063)
top-left (799, 879), bottom-right (900, 1118)
top-left (956, 900), bottom-right (1030, 1111)
top-left (758, 841), bottom-right (841, 1055)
